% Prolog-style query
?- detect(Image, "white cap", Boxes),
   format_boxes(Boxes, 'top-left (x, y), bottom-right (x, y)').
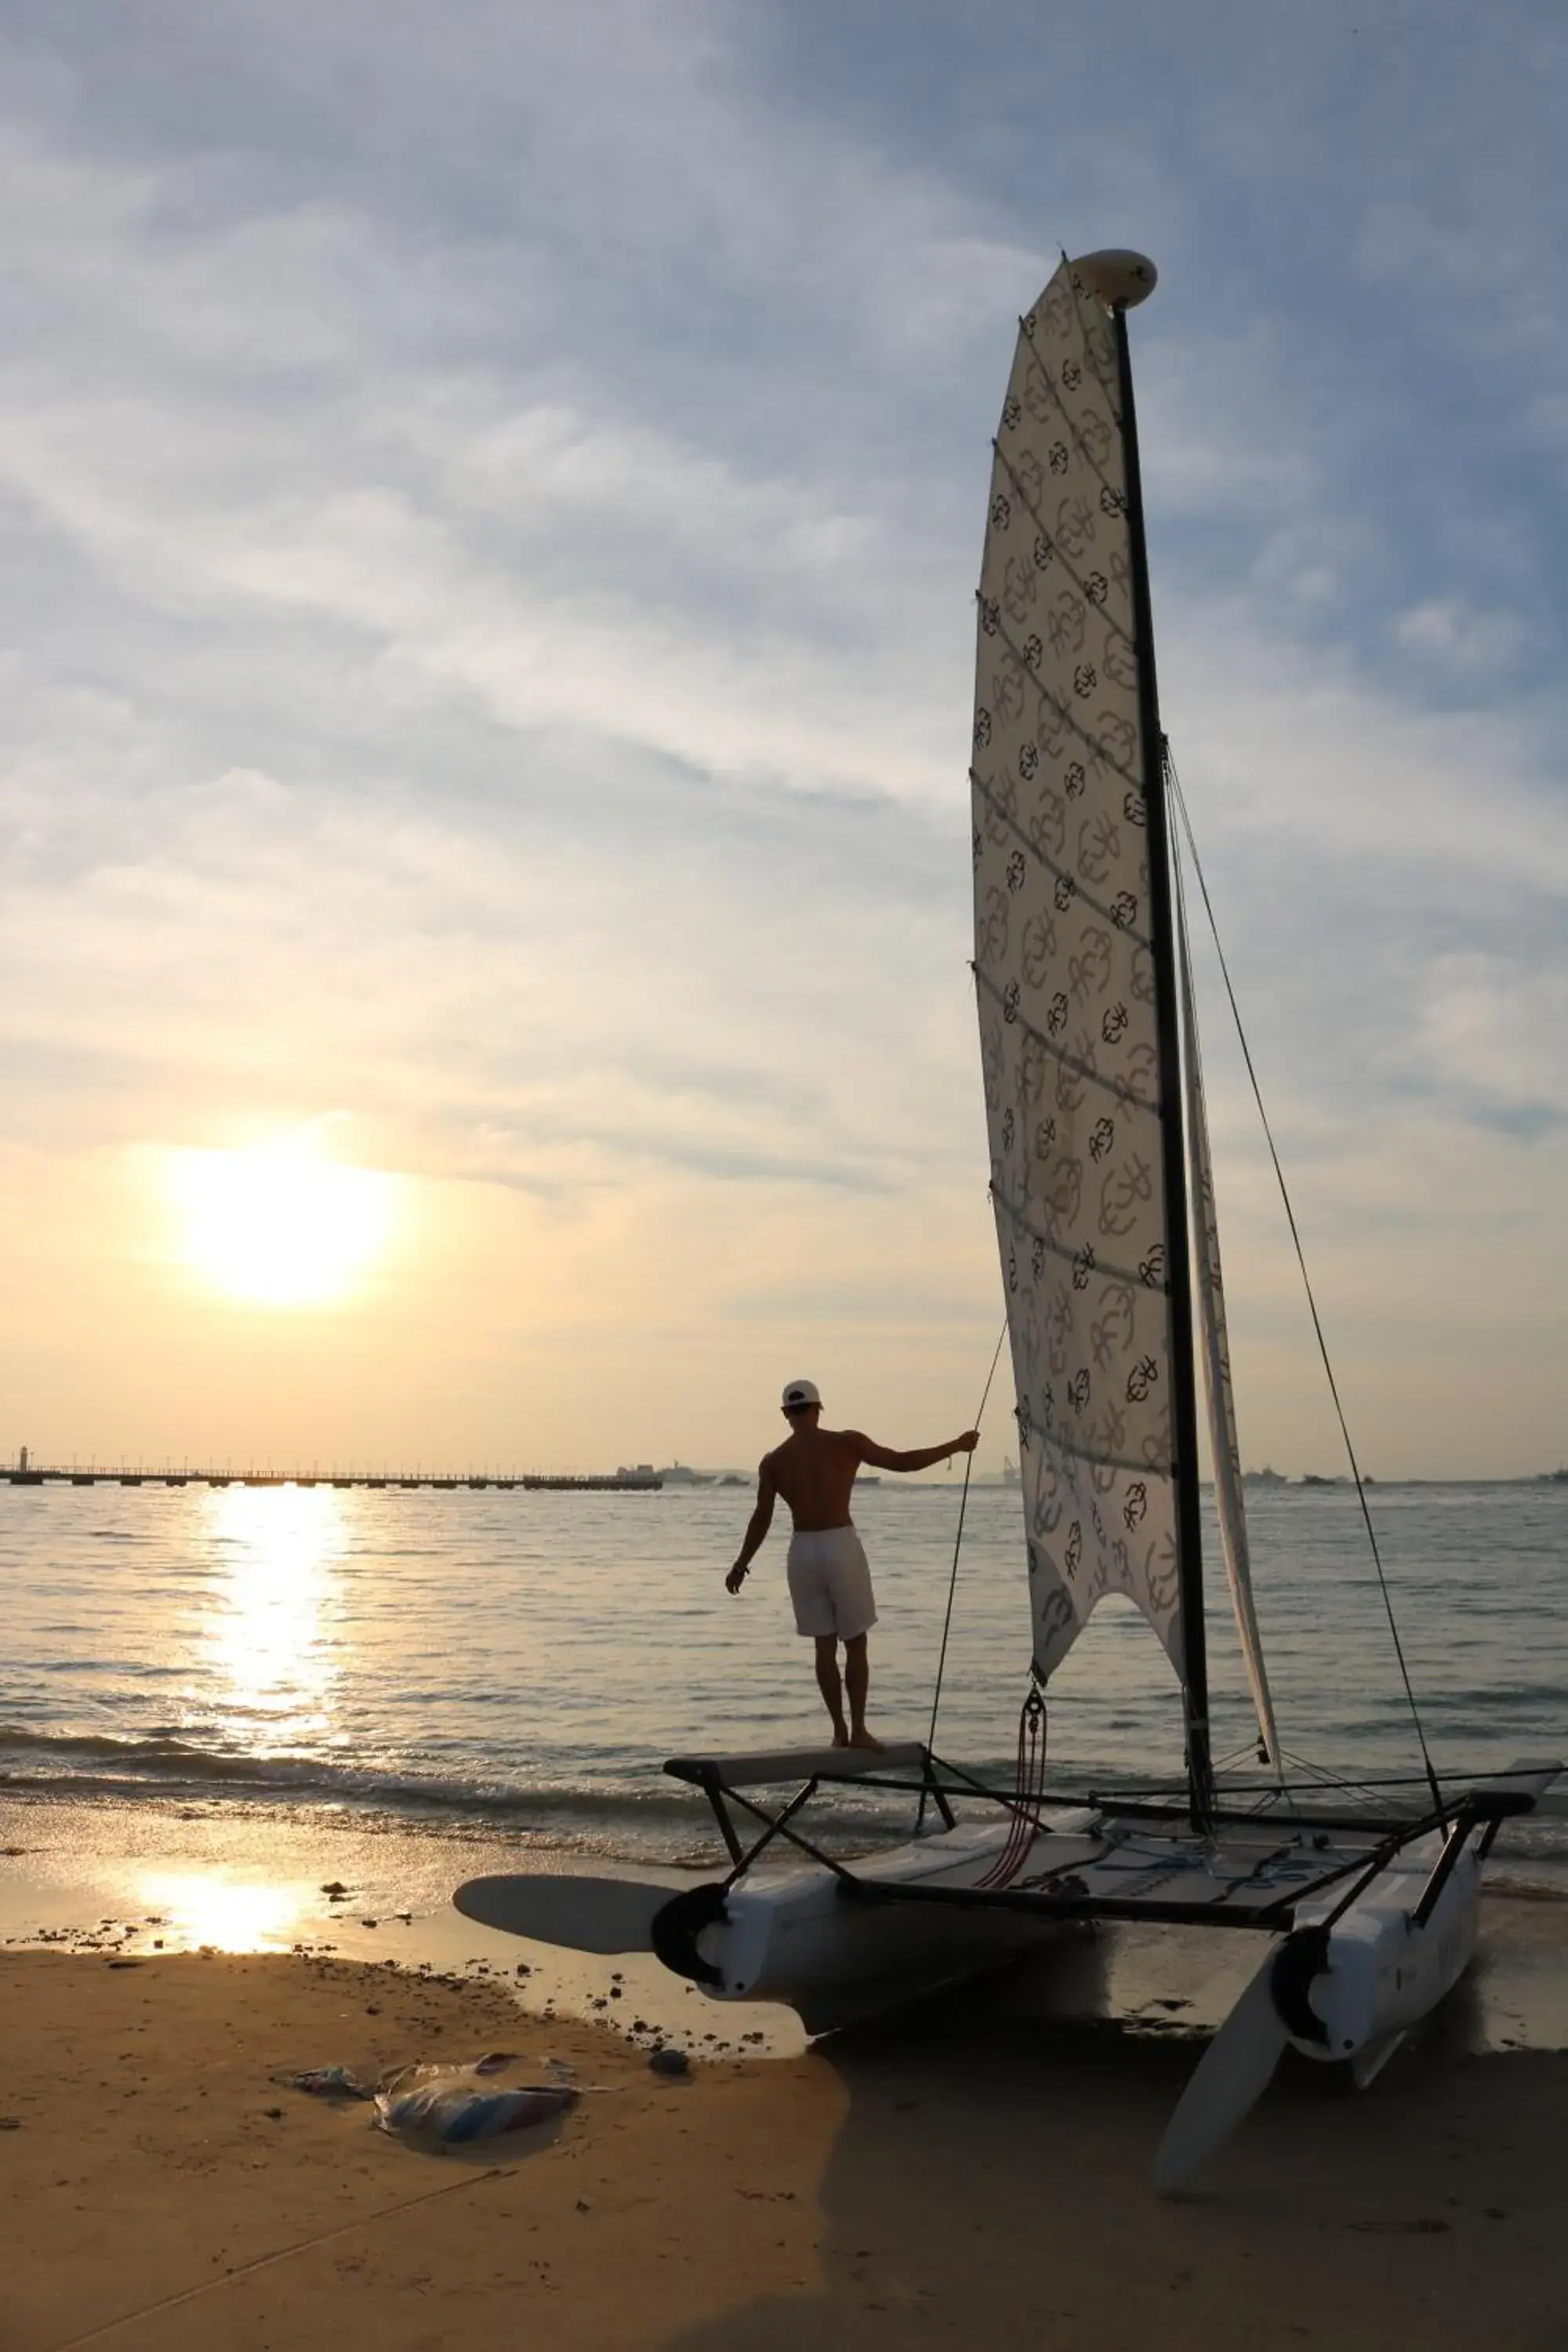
top-left (781, 1377), bottom-right (820, 1410)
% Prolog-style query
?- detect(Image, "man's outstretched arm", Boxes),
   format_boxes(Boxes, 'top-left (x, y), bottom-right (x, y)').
top-left (851, 1430), bottom-right (980, 1475)
top-left (725, 1461), bottom-right (777, 1593)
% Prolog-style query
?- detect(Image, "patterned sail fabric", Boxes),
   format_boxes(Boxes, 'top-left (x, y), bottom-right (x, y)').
top-left (971, 256), bottom-right (1181, 1682)
top-left (1178, 884), bottom-right (1281, 1764)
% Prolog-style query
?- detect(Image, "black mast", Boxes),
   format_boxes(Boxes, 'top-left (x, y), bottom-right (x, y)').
top-left (1111, 296), bottom-right (1214, 1829)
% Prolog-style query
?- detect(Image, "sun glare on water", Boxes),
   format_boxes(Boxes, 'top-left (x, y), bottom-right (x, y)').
top-left (170, 1134), bottom-right (397, 1308)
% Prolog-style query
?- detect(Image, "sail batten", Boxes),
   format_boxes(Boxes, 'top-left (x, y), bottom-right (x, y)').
top-left (975, 613), bottom-right (1148, 794)
top-left (971, 771), bottom-right (1156, 946)
top-left (973, 256), bottom-right (1186, 1684)
top-left (990, 1187), bottom-right (1168, 1298)
top-left (985, 446), bottom-right (1141, 655)
top-left (972, 973), bottom-right (1163, 1112)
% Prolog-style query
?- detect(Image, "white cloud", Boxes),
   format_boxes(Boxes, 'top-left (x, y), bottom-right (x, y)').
top-left (1163, 600), bottom-right (1568, 895)
top-left (1417, 953), bottom-right (1568, 1126)
top-left (1, 1), bottom-right (1566, 1473)
top-left (1392, 597), bottom-right (1533, 676)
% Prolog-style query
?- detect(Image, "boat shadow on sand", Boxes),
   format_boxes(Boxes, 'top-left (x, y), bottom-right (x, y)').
top-left (654, 1927), bottom-right (1566, 2352)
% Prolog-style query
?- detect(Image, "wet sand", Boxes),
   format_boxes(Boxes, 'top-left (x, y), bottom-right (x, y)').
top-left (2, 1942), bottom-right (1563, 2352)
top-left (5, 1792), bottom-right (1566, 2057)
top-left (0, 1794), bottom-right (804, 2057)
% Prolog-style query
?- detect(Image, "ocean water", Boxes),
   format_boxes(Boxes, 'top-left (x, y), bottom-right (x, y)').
top-left (2, 1478), bottom-right (1564, 1875)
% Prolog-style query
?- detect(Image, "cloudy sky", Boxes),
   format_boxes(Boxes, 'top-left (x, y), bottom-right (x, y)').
top-left (2, 0), bottom-right (1564, 1476)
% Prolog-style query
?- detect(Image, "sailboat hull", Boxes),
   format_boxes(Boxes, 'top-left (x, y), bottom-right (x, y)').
top-left (667, 1817), bottom-right (1069, 2031)
top-left (1285, 1836), bottom-right (1480, 2065)
top-left (660, 1809), bottom-right (1486, 2056)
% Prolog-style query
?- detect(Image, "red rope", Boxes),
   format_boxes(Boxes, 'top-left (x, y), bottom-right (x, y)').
top-left (977, 1688), bottom-right (1047, 1889)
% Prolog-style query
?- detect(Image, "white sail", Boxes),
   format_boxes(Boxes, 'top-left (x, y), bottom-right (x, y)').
top-left (1177, 877), bottom-right (1281, 1764)
top-left (971, 256), bottom-right (1182, 1681)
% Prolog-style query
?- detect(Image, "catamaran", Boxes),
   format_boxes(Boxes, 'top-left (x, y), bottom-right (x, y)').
top-left (457, 250), bottom-right (1559, 2191)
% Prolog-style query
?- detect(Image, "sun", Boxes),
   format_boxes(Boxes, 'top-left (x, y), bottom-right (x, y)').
top-left (169, 1133), bottom-right (397, 1308)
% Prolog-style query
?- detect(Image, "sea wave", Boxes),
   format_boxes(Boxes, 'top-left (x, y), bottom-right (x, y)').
top-left (0, 1723), bottom-right (699, 1829)
top-left (2, 1721), bottom-right (1563, 1872)
top-left (0, 1724), bottom-right (944, 1860)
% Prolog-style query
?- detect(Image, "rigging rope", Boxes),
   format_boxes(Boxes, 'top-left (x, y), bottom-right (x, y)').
top-left (1164, 745), bottom-right (1443, 1813)
top-left (924, 1320), bottom-right (1008, 1761)
top-left (975, 1685), bottom-right (1049, 1887)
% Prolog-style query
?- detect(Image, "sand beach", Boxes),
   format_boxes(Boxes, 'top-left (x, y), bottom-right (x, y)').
top-left (3, 1804), bottom-right (1565, 2352)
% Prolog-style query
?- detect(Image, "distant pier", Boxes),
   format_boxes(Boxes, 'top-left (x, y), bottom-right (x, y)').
top-left (2, 1466), bottom-right (662, 1493)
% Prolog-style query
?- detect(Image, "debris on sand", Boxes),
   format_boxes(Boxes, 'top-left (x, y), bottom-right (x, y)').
top-left (374, 2062), bottom-right (576, 2147)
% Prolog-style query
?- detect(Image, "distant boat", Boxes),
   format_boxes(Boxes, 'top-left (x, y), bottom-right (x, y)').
top-left (1243, 1465), bottom-right (1287, 1488)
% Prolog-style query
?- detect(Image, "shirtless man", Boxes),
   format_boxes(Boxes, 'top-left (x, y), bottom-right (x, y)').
top-left (724, 1379), bottom-right (979, 1749)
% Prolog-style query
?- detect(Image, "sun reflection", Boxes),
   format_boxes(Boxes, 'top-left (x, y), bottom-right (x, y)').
top-left (202, 1484), bottom-right (347, 1749)
top-left (135, 1870), bottom-right (310, 1953)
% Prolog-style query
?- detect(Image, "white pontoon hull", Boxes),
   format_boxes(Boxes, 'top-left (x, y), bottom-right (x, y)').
top-left (695, 1817), bottom-right (1065, 2026)
top-left (456, 1752), bottom-right (1555, 2186)
top-left (1287, 1835), bottom-right (1479, 2064)
top-left (681, 1809), bottom-right (1481, 2063)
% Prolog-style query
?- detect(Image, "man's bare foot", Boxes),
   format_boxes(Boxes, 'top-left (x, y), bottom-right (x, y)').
top-left (848, 1727), bottom-right (884, 1751)
top-left (830, 1727), bottom-right (850, 1748)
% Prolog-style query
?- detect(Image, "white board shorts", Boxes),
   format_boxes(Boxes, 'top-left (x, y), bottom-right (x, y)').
top-left (786, 1526), bottom-right (877, 1642)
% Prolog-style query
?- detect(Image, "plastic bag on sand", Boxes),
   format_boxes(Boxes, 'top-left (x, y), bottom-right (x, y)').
top-left (373, 2062), bottom-right (576, 2146)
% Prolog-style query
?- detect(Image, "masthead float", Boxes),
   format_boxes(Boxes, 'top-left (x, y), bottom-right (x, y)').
top-left (456, 249), bottom-right (1559, 2193)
